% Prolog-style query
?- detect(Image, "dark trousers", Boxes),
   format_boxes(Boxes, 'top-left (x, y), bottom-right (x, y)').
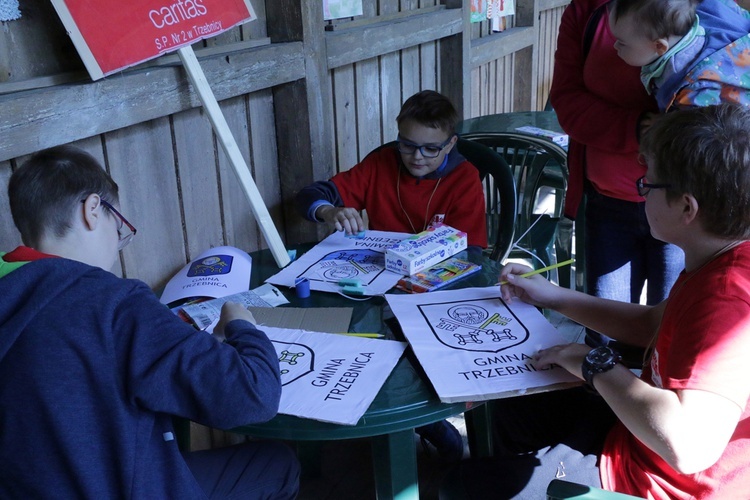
top-left (449, 387), bottom-right (616, 499)
top-left (184, 440), bottom-right (300, 499)
top-left (584, 190), bottom-right (684, 348)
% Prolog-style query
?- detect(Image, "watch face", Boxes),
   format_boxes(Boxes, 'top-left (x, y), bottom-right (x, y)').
top-left (587, 346), bottom-right (617, 364)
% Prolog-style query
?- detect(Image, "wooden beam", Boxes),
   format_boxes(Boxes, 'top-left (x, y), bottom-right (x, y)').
top-left (440, 1), bottom-right (470, 118)
top-left (0, 42), bottom-right (305, 162)
top-left (470, 27), bottom-right (535, 67)
top-left (325, 5), bottom-right (444, 31)
top-left (268, 0), bottom-right (335, 247)
top-left (515, 0), bottom-right (540, 110)
top-left (326, 8), bottom-right (462, 70)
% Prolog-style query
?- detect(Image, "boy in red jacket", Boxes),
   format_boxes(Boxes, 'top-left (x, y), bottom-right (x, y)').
top-left (296, 89), bottom-right (487, 250)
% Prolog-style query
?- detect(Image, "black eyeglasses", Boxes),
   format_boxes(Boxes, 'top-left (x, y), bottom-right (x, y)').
top-left (396, 135), bottom-right (454, 158)
top-left (81, 198), bottom-right (137, 250)
top-left (100, 200), bottom-right (137, 250)
top-left (636, 176), bottom-right (672, 197)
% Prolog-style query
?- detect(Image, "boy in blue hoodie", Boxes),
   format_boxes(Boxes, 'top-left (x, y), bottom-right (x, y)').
top-left (609, 0), bottom-right (750, 111)
top-left (0, 145), bottom-right (299, 498)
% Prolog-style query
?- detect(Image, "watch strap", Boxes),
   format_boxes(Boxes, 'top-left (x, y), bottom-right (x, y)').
top-left (582, 346), bottom-right (622, 388)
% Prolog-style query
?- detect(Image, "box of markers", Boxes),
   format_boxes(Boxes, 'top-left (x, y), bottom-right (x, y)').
top-left (385, 223), bottom-right (468, 275)
top-left (396, 257), bottom-right (481, 293)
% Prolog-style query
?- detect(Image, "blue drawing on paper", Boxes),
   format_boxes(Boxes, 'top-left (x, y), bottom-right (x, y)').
top-left (187, 255), bottom-right (234, 276)
top-left (300, 249), bottom-right (387, 286)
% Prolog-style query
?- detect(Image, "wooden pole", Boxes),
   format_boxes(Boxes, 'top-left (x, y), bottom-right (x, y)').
top-left (178, 46), bottom-right (290, 268)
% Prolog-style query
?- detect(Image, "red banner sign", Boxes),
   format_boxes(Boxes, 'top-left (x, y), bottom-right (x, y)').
top-left (51, 0), bottom-right (256, 80)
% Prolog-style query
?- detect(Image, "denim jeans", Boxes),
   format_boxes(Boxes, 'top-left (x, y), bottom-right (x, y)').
top-left (584, 190), bottom-right (684, 345)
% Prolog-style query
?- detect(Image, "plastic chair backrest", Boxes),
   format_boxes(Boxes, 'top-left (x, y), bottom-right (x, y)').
top-left (456, 138), bottom-right (517, 261)
top-left (461, 133), bottom-right (567, 222)
top-left (460, 132), bottom-right (569, 273)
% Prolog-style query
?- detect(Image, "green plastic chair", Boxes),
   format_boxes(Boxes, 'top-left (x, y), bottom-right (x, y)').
top-left (456, 137), bottom-right (517, 262)
top-left (460, 132), bottom-right (573, 288)
top-left (547, 479), bottom-right (645, 499)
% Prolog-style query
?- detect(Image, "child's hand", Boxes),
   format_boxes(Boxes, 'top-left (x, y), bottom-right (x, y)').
top-left (499, 263), bottom-right (560, 308)
top-left (213, 302), bottom-right (256, 341)
top-left (533, 342), bottom-right (590, 378)
top-left (316, 205), bottom-right (365, 235)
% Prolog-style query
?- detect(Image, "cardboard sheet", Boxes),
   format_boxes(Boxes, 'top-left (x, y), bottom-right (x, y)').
top-left (386, 287), bottom-right (579, 403)
top-left (249, 307), bottom-right (353, 334)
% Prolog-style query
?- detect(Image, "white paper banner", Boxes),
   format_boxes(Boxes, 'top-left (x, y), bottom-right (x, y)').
top-left (160, 246), bottom-right (253, 305)
top-left (263, 326), bottom-right (407, 425)
top-left (386, 287), bottom-right (579, 403)
top-left (266, 230), bottom-right (408, 296)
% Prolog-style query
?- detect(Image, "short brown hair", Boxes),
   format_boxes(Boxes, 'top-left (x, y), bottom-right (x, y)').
top-left (396, 90), bottom-right (459, 135)
top-left (611, 0), bottom-right (699, 39)
top-left (9, 145), bottom-right (119, 247)
top-left (640, 104), bottom-right (750, 239)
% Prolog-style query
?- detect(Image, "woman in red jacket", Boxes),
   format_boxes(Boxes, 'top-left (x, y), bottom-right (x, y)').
top-left (549, 0), bottom-right (684, 353)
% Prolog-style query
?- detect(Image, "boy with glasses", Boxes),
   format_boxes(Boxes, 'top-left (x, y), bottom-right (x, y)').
top-left (296, 89), bottom-right (488, 249)
top-left (0, 145), bottom-right (299, 498)
top-left (296, 90), bottom-right (486, 461)
top-left (466, 103), bottom-right (750, 497)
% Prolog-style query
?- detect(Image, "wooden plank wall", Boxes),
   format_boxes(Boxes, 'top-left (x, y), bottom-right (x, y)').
top-left (326, 0), bottom-right (567, 170)
top-left (469, 15), bottom-right (517, 117)
top-left (329, 0), bottom-right (444, 171)
top-left (467, 0), bottom-right (566, 117)
top-left (0, 7), bottom-right (282, 292)
top-left (536, 0), bottom-right (568, 110)
top-left (0, 0), bottom-right (569, 450)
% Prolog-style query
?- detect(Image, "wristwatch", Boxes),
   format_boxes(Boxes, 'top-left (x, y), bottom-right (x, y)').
top-left (581, 346), bottom-right (622, 388)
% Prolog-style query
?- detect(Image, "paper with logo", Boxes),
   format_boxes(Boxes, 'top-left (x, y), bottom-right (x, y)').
top-left (470, 0), bottom-right (488, 22)
top-left (160, 246), bottom-right (253, 306)
top-left (386, 287), bottom-right (579, 403)
top-left (262, 326), bottom-right (407, 425)
top-left (266, 230), bottom-right (408, 296)
top-left (323, 0), bottom-right (363, 20)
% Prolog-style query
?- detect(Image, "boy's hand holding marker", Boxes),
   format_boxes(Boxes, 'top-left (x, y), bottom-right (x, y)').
top-left (499, 259), bottom-right (580, 373)
top-left (498, 259), bottom-right (574, 308)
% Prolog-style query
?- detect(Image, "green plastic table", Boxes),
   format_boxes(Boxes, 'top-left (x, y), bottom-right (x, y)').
top-left (229, 246), bottom-right (502, 499)
top-left (457, 110), bottom-right (564, 136)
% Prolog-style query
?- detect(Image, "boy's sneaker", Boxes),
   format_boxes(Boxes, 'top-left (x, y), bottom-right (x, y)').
top-left (416, 420), bottom-right (464, 462)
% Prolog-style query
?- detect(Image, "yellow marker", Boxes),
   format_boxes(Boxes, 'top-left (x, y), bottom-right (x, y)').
top-left (340, 333), bottom-right (384, 338)
top-left (348, 259), bottom-right (367, 274)
top-left (497, 258), bottom-right (575, 286)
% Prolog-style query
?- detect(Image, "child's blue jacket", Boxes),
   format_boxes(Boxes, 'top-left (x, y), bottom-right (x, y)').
top-left (0, 255), bottom-right (281, 498)
top-left (654, 0), bottom-right (750, 110)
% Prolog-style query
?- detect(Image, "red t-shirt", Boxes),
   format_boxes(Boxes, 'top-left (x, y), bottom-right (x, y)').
top-left (601, 242), bottom-right (750, 498)
top-left (330, 147), bottom-right (488, 248)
